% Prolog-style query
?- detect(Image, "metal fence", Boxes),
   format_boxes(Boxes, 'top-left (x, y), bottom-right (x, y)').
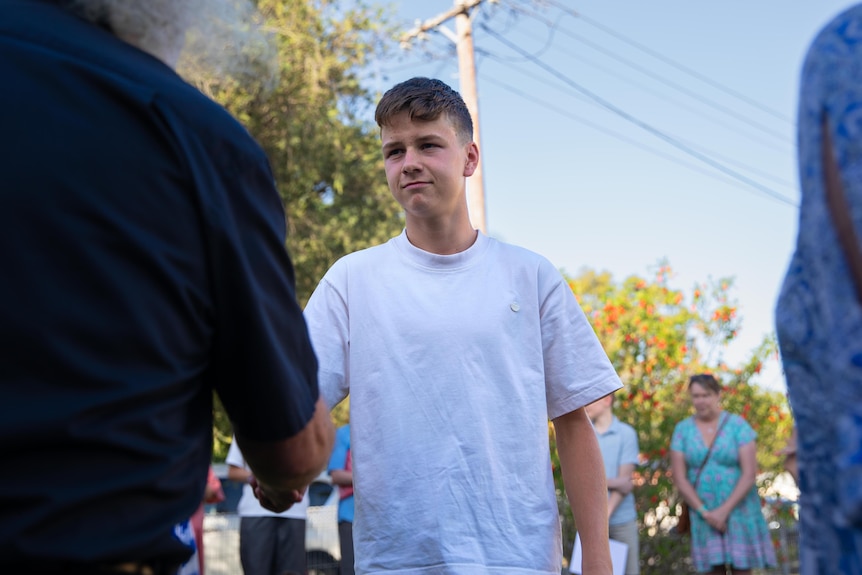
top-left (762, 523), bottom-right (799, 575)
top-left (202, 514), bottom-right (240, 575)
top-left (204, 472), bottom-right (342, 575)
top-left (203, 508), bottom-right (341, 575)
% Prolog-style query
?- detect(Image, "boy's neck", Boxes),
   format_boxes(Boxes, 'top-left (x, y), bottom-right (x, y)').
top-left (405, 218), bottom-right (477, 255)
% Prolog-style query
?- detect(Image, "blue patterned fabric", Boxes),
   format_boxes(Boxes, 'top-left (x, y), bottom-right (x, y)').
top-left (775, 4), bottom-right (862, 574)
top-left (671, 413), bottom-right (776, 573)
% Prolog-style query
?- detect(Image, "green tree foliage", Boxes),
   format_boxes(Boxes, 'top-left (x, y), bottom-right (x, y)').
top-left (188, 0), bottom-right (403, 305)
top-left (180, 0), bottom-right (404, 459)
top-left (551, 263), bottom-right (794, 571)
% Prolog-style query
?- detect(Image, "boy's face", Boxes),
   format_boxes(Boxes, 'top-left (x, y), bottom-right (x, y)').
top-left (380, 111), bottom-right (478, 223)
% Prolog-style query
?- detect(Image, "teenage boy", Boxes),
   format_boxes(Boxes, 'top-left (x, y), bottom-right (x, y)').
top-left (304, 77), bottom-right (622, 575)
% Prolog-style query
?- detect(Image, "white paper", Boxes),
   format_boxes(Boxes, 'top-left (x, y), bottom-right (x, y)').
top-left (569, 533), bottom-right (628, 575)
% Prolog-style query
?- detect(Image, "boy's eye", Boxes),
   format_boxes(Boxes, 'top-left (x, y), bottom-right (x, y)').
top-left (385, 149), bottom-right (403, 158)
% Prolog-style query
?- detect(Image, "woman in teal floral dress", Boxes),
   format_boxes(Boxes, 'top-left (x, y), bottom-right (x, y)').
top-left (670, 374), bottom-right (776, 574)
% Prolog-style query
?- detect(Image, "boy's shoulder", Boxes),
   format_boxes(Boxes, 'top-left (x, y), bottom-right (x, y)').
top-left (488, 236), bottom-right (560, 271)
top-left (330, 237), bottom-right (395, 267)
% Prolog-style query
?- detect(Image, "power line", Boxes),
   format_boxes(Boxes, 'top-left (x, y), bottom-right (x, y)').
top-left (381, 52), bottom-right (454, 77)
top-left (504, 2), bottom-right (790, 143)
top-left (389, 2), bottom-right (797, 206)
top-left (538, 0), bottom-right (793, 124)
top-left (480, 40), bottom-right (792, 156)
top-left (479, 1), bottom-right (794, 183)
top-left (487, 58), bottom-right (797, 188)
top-left (481, 74), bottom-right (789, 196)
top-left (470, 1), bottom-right (560, 64)
top-left (670, 135), bottom-right (795, 189)
top-left (478, 22), bottom-right (798, 207)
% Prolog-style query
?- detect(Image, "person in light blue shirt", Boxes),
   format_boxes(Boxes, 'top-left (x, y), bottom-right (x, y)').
top-left (586, 395), bottom-right (640, 575)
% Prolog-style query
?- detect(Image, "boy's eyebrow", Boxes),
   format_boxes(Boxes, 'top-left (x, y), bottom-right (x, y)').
top-left (415, 134), bottom-right (446, 143)
top-left (382, 133), bottom-right (446, 152)
top-left (381, 139), bottom-right (402, 153)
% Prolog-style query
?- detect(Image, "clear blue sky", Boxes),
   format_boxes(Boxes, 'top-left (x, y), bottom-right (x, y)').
top-left (369, 0), bottom-right (858, 392)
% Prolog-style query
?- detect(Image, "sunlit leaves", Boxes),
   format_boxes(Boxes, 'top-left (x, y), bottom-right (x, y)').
top-left (183, 1), bottom-right (404, 458)
top-left (551, 262), bottom-right (792, 560)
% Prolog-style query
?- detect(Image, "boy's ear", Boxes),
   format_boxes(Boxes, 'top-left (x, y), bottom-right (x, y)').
top-left (463, 141), bottom-right (479, 177)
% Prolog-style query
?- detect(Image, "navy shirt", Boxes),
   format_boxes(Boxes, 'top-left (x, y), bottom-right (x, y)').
top-left (0, 1), bottom-right (319, 568)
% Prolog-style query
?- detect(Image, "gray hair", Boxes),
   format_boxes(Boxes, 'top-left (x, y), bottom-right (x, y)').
top-left (67, 0), bottom-right (202, 67)
top-left (66, 0), bottom-right (276, 80)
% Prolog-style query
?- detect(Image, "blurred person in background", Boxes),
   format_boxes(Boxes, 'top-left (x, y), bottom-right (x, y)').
top-left (227, 436), bottom-right (310, 575)
top-left (670, 374), bottom-right (776, 575)
top-left (328, 424), bottom-right (355, 575)
top-left (776, 3), bottom-right (862, 573)
top-left (190, 466), bottom-right (226, 574)
top-left (585, 395), bottom-right (640, 575)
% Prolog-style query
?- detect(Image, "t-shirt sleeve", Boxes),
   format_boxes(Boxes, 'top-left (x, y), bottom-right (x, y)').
top-left (225, 437), bottom-right (247, 469)
top-left (304, 266), bottom-right (351, 411)
top-left (541, 266), bottom-right (623, 419)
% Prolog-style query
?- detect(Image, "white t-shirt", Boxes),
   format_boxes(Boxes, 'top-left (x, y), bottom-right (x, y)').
top-left (304, 230), bottom-right (622, 575)
top-left (225, 438), bottom-right (308, 519)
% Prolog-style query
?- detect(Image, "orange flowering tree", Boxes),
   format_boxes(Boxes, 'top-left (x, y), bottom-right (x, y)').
top-left (549, 263), bottom-right (794, 571)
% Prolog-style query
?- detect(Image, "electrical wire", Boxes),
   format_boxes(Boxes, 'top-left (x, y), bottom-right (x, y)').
top-left (489, 56), bottom-right (797, 187)
top-left (479, 40), bottom-right (792, 156)
top-left (540, 0), bottom-right (793, 124)
top-left (479, 22), bottom-right (798, 207)
top-left (500, 1), bottom-right (790, 143)
top-left (481, 73), bottom-right (795, 195)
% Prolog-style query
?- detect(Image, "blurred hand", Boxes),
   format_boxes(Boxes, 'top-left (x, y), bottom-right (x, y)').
top-left (249, 476), bottom-right (304, 513)
top-left (703, 507), bottom-right (729, 533)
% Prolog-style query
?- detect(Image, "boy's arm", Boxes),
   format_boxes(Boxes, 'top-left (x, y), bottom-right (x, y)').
top-left (553, 407), bottom-right (613, 575)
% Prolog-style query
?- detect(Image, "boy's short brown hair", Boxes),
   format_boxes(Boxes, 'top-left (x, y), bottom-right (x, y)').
top-left (375, 77), bottom-right (474, 143)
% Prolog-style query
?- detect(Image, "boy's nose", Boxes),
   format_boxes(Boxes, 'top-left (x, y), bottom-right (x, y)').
top-left (402, 148), bottom-right (421, 172)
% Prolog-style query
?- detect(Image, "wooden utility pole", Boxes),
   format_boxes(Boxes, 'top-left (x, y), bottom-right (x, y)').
top-left (401, 0), bottom-right (488, 233)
